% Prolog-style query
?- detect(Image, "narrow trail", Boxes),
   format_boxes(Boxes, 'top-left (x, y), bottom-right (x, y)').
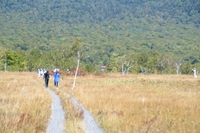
top-left (59, 89), bottom-right (104, 133)
top-left (45, 87), bottom-right (66, 133)
top-left (70, 96), bottom-right (104, 133)
top-left (44, 84), bottom-right (104, 133)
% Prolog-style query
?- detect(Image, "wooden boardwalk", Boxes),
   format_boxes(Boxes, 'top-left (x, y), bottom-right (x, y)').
top-left (45, 87), bottom-right (104, 133)
top-left (45, 87), bottom-right (66, 133)
top-left (70, 95), bottom-right (104, 133)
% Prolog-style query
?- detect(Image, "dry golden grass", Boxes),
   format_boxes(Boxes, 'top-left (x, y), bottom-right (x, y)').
top-left (1, 72), bottom-right (200, 133)
top-left (60, 74), bottom-right (200, 133)
top-left (0, 72), bottom-right (52, 133)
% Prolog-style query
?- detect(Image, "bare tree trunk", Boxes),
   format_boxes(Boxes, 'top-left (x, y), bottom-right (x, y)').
top-left (122, 63), bottom-right (125, 75)
top-left (140, 66), bottom-right (145, 74)
top-left (192, 68), bottom-right (198, 78)
top-left (72, 51), bottom-right (80, 90)
top-left (122, 61), bottom-right (132, 75)
top-left (176, 63), bottom-right (180, 74)
top-left (175, 59), bottom-right (183, 74)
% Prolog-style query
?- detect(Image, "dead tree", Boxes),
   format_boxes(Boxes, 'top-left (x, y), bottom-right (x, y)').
top-left (175, 59), bottom-right (183, 74)
top-left (122, 61), bottom-right (133, 75)
top-left (72, 51), bottom-right (80, 90)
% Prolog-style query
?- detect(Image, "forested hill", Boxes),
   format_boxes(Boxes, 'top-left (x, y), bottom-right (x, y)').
top-left (1, 0), bottom-right (200, 24)
top-left (0, 0), bottom-right (200, 67)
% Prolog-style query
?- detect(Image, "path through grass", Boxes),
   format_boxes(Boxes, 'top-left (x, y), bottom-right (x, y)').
top-left (61, 74), bottom-right (200, 133)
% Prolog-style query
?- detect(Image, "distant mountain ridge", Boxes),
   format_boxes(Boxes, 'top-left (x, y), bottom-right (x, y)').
top-left (1, 0), bottom-right (199, 24)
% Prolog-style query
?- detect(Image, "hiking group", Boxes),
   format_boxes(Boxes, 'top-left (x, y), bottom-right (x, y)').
top-left (42, 68), bottom-right (61, 88)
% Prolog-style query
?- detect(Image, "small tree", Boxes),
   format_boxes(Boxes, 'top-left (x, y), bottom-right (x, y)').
top-left (85, 62), bottom-right (95, 73)
top-left (107, 53), bottom-right (119, 73)
top-left (2, 50), bottom-right (27, 71)
top-left (175, 58), bottom-right (184, 74)
top-left (70, 38), bottom-right (83, 90)
top-left (119, 55), bottom-right (134, 75)
top-left (72, 51), bottom-right (80, 89)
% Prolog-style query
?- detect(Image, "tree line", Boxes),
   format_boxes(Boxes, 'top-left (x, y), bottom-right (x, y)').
top-left (0, 39), bottom-right (199, 75)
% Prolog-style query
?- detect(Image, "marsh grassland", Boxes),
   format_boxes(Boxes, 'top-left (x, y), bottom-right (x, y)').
top-left (61, 74), bottom-right (200, 133)
top-left (0, 72), bottom-right (200, 133)
top-left (0, 72), bottom-right (51, 132)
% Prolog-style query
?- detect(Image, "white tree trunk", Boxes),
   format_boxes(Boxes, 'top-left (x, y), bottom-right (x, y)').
top-left (121, 61), bottom-right (132, 75)
top-left (72, 51), bottom-right (80, 89)
top-left (174, 58), bottom-right (183, 74)
top-left (122, 63), bottom-right (125, 75)
top-left (175, 61), bottom-right (182, 74)
top-left (192, 68), bottom-right (198, 78)
top-left (140, 66), bottom-right (145, 74)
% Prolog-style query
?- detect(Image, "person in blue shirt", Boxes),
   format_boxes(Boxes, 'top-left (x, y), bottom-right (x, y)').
top-left (54, 71), bottom-right (60, 88)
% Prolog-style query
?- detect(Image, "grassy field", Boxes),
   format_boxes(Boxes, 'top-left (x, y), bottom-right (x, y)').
top-left (60, 74), bottom-right (200, 133)
top-left (0, 72), bottom-right (200, 133)
top-left (0, 72), bottom-right (51, 132)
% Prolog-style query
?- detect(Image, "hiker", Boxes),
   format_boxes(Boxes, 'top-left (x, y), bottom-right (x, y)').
top-left (54, 71), bottom-right (60, 88)
top-left (40, 69), bottom-right (44, 77)
top-left (44, 71), bottom-right (50, 88)
top-left (37, 69), bottom-right (40, 77)
top-left (53, 68), bottom-right (59, 73)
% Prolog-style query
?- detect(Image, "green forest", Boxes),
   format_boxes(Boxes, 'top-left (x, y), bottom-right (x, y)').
top-left (0, 0), bottom-right (200, 74)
